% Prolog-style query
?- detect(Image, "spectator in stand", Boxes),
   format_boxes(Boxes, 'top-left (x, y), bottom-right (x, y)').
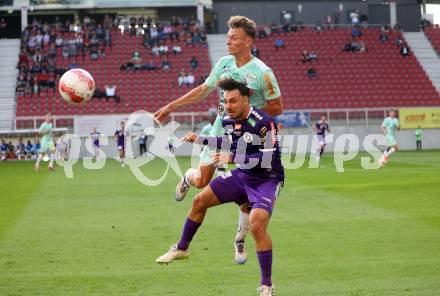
top-left (307, 67), bottom-right (317, 79)
top-left (151, 45), bottom-right (160, 56)
top-left (275, 37), bottom-right (285, 50)
top-left (159, 44), bottom-right (169, 55)
top-left (46, 72), bottom-right (56, 91)
top-left (395, 36), bottom-right (403, 47)
top-left (5, 142), bottom-right (16, 160)
top-left (258, 26), bottom-right (268, 39)
top-left (309, 51), bottom-right (318, 62)
top-left (178, 70), bottom-right (185, 87)
top-left (351, 26), bottom-right (362, 39)
top-left (251, 45), bottom-right (259, 57)
top-left (105, 84), bottom-right (120, 103)
top-left (315, 22), bottom-right (323, 33)
top-left (379, 31), bottom-right (389, 43)
top-left (301, 50), bottom-right (310, 63)
top-left (400, 45), bottom-right (410, 58)
top-left (161, 57), bottom-right (171, 71)
top-left (189, 56), bottom-right (198, 70)
top-left (282, 23), bottom-right (290, 34)
top-left (55, 34), bottom-right (63, 48)
top-left (185, 72), bottom-right (195, 86)
top-left (0, 18), bottom-right (7, 39)
top-left (16, 139), bottom-right (26, 161)
top-left (62, 44), bottom-right (70, 60)
top-left (270, 22), bottom-right (280, 35)
top-left (38, 69), bottom-right (48, 91)
top-left (16, 72), bottom-right (27, 95)
top-left (172, 44), bottom-right (182, 55)
top-left (25, 140), bottom-right (34, 160)
top-left (124, 51), bottom-right (141, 71)
top-left (0, 139), bottom-right (7, 160)
top-left (103, 15), bottom-right (113, 30)
top-left (325, 14), bottom-right (333, 29)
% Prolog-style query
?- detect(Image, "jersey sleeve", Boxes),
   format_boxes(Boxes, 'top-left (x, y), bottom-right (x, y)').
top-left (204, 57), bottom-right (225, 89)
top-left (381, 118), bottom-right (388, 128)
top-left (200, 125), bottom-right (210, 136)
top-left (261, 69), bottom-right (281, 101)
top-left (38, 123), bottom-right (48, 134)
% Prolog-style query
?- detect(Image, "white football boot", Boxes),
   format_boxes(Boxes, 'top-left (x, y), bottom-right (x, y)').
top-left (257, 285), bottom-right (276, 296)
top-left (156, 244), bottom-right (190, 264)
top-left (234, 240), bottom-right (247, 264)
top-left (175, 177), bottom-right (190, 201)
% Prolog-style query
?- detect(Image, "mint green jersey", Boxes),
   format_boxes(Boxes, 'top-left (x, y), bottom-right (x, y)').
top-left (205, 55), bottom-right (281, 112)
top-left (200, 123), bottom-right (213, 136)
top-left (382, 117), bottom-right (399, 137)
top-left (200, 55), bottom-right (281, 165)
top-left (382, 117), bottom-right (399, 146)
top-left (38, 122), bottom-right (53, 153)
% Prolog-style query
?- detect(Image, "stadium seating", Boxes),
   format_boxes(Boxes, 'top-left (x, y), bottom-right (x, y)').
top-left (16, 28), bottom-right (218, 117)
top-left (424, 25), bottom-right (440, 55)
top-left (254, 28), bottom-right (440, 109)
top-left (15, 27), bottom-right (440, 121)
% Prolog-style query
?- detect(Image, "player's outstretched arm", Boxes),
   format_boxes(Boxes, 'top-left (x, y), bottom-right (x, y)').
top-left (154, 83), bottom-right (214, 123)
top-left (262, 97), bottom-right (283, 116)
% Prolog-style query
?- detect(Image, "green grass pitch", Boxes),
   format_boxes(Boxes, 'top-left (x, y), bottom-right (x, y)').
top-left (0, 151), bottom-right (439, 295)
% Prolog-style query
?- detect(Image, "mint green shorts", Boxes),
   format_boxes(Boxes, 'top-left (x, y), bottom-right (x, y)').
top-left (386, 135), bottom-right (397, 147)
top-left (199, 115), bottom-right (224, 165)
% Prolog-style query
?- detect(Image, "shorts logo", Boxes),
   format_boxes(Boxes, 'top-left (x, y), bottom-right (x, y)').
top-left (243, 132), bottom-right (254, 143)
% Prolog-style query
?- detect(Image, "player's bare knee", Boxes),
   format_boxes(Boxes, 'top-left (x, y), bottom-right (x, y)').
top-left (192, 178), bottom-right (209, 189)
top-left (192, 193), bottom-right (208, 211)
top-left (250, 221), bottom-right (265, 238)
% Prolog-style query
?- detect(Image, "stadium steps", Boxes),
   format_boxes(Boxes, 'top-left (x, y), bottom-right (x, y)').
top-left (207, 34), bottom-right (228, 64)
top-left (0, 39), bottom-right (20, 130)
top-left (404, 32), bottom-right (440, 94)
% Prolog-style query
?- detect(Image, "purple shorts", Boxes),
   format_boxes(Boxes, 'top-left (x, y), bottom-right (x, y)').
top-left (209, 169), bottom-right (283, 215)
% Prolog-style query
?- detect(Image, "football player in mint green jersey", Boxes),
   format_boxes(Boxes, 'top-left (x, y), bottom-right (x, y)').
top-left (379, 110), bottom-right (400, 167)
top-left (154, 16), bottom-right (283, 267)
top-left (34, 113), bottom-right (55, 172)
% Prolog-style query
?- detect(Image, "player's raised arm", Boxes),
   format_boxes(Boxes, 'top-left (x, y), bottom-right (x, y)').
top-left (262, 97), bottom-right (283, 116)
top-left (260, 71), bottom-right (283, 116)
top-left (154, 83), bottom-right (214, 123)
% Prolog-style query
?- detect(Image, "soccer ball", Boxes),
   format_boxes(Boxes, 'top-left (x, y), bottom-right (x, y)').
top-left (59, 68), bottom-right (95, 104)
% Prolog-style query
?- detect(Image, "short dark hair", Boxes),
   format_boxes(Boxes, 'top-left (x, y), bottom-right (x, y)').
top-left (227, 16), bottom-right (256, 40)
top-left (217, 78), bottom-right (251, 97)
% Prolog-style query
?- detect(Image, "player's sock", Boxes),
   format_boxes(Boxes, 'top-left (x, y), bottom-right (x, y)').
top-left (35, 154), bottom-right (43, 166)
top-left (320, 147), bottom-right (324, 157)
top-left (235, 210), bottom-right (249, 242)
top-left (177, 218), bottom-right (201, 250)
top-left (49, 154), bottom-right (55, 167)
top-left (387, 147), bottom-right (396, 156)
top-left (256, 250), bottom-right (272, 287)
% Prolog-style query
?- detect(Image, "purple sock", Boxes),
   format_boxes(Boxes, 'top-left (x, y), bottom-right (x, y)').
top-left (257, 250), bottom-right (272, 287)
top-left (177, 218), bottom-right (201, 250)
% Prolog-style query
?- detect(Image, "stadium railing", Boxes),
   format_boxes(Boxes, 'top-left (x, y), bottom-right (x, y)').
top-left (13, 107), bottom-right (420, 132)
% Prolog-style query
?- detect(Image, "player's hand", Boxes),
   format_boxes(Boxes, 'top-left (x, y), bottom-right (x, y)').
top-left (154, 104), bottom-right (172, 123)
top-left (180, 132), bottom-right (198, 143)
top-left (211, 152), bottom-right (231, 166)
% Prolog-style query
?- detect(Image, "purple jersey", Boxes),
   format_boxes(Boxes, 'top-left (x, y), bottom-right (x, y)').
top-left (91, 132), bottom-right (100, 147)
top-left (115, 130), bottom-right (125, 148)
top-left (199, 107), bottom-right (284, 180)
top-left (315, 121), bottom-right (329, 136)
